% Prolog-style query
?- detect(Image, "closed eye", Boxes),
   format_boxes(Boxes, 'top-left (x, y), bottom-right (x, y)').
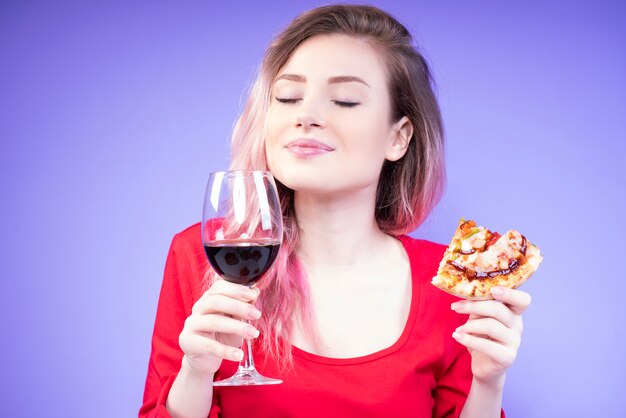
top-left (333, 100), bottom-right (360, 108)
top-left (275, 97), bottom-right (301, 104)
top-left (275, 97), bottom-right (360, 108)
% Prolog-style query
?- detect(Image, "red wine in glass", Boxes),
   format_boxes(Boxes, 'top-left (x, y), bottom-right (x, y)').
top-left (203, 240), bottom-right (280, 286)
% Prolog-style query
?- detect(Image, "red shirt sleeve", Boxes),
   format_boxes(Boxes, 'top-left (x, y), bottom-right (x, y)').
top-left (431, 321), bottom-right (506, 418)
top-left (139, 226), bottom-right (218, 417)
top-left (432, 340), bottom-right (471, 417)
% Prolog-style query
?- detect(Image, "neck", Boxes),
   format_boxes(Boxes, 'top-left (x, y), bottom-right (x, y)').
top-left (293, 187), bottom-right (391, 267)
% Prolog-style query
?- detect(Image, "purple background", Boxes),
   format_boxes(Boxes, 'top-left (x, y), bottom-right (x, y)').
top-left (1, 1), bottom-right (624, 416)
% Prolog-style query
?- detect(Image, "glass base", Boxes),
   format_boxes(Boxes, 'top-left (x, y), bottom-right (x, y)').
top-left (213, 368), bottom-right (283, 386)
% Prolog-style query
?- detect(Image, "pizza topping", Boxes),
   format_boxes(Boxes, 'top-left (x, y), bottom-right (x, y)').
top-left (449, 229), bottom-right (527, 279)
top-left (458, 226), bottom-right (489, 254)
top-left (460, 239), bottom-right (476, 255)
top-left (449, 257), bottom-right (521, 281)
top-left (520, 235), bottom-right (527, 256)
top-left (484, 231), bottom-right (501, 249)
top-left (463, 227), bottom-right (480, 239)
top-left (459, 220), bottom-right (476, 236)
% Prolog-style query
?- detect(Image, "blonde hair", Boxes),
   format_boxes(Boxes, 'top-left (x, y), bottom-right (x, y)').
top-left (210, 4), bottom-right (445, 371)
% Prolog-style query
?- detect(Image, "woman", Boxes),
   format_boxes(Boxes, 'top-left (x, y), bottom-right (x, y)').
top-left (140, 5), bottom-right (530, 417)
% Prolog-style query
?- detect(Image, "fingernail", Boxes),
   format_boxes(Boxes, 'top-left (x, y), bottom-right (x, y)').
top-left (247, 327), bottom-right (260, 338)
top-left (451, 301), bottom-right (465, 311)
top-left (491, 286), bottom-right (504, 296)
top-left (233, 349), bottom-right (243, 361)
top-left (452, 331), bottom-right (463, 340)
top-left (250, 308), bottom-right (262, 319)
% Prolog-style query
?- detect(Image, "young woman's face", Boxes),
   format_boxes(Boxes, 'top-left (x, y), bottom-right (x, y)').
top-left (265, 34), bottom-right (410, 196)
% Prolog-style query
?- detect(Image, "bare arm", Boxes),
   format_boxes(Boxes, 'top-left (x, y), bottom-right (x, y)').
top-left (460, 376), bottom-right (505, 418)
top-left (167, 357), bottom-right (215, 418)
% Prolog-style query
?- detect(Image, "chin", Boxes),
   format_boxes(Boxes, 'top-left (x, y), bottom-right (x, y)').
top-left (268, 158), bottom-right (322, 190)
top-left (274, 169), bottom-right (330, 193)
top-left (268, 157), bottom-right (382, 196)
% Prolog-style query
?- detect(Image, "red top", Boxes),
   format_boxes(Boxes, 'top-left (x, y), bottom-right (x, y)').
top-left (140, 223), bottom-right (505, 417)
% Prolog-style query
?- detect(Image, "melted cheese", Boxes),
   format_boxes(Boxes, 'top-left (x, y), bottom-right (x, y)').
top-left (456, 230), bottom-right (524, 273)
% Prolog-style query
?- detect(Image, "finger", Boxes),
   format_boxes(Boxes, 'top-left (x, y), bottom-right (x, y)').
top-left (490, 286), bottom-right (531, 315)
top-left (195, 329), bottom-right (243, 349)
top-left (181, 333), bottom-right (244, 362)
top-left (451, 300), bottom-right (517, 329)
top-left (187, 314), bottom-right (260, 340)
top-left (193, 293), bottom-right (262, 320)
top-left (207, 279), bottom-right (260, 302)
top-left (456, 317), bottom-right (520, 348)
top-left (452, 331), bottom-right (517, 367)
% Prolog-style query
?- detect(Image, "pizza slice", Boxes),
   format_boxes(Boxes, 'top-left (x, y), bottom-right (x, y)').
top-left (431, 218), bottom-right (543, 300)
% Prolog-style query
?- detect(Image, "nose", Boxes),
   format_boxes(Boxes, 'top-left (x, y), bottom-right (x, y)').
top-left (295, 100), bottom-right (326, 129)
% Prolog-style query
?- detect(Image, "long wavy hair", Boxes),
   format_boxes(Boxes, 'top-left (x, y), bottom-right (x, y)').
top-left (205, 4), bottom-right (445, 371)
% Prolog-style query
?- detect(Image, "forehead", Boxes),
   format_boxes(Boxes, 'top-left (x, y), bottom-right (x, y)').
top-left (278, 34), bottom-right (388, 86)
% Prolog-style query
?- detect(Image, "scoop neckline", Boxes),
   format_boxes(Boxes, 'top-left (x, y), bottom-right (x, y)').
top-left (290, 235), bottom-right (421, 366)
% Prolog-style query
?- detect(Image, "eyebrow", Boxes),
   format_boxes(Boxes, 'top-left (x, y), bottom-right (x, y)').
top-left (276, 73), bottom-right (370, 88)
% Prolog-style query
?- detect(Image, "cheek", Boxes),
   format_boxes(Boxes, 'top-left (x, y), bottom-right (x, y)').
top-left (340, 115), bottom-right (392, 180)
top-left (344, 112), bottom-right (392, 159)
top-left (265, 106), bottom-right (289, 143)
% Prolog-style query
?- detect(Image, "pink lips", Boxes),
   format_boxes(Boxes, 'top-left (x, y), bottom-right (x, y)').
top-left (284, 138), bottom-right (334, 158)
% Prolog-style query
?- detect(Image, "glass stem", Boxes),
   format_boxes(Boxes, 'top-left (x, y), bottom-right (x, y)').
top-left (240, 319), bottom-right (256, 372)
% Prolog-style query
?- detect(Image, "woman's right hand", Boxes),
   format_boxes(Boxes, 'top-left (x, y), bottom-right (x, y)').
top-left (178, 280), bottom-right (262, 379)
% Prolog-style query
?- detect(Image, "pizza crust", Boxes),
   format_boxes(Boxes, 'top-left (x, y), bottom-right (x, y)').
top-left (431, 223), bottom-right (543, 300)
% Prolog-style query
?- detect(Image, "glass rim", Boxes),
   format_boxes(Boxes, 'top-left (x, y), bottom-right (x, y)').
top-left (209, 169), bottom-right (274, 178)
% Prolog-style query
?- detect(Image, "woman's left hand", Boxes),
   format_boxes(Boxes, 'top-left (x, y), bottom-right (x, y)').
top-left (450, 286), bottom-right (532, 388)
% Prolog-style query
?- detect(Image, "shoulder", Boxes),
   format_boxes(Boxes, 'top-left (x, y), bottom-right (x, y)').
top-left (398, 235), bottom-right (447, 258)
top-left (165, 222), bottom-right (206, 301)
top-left (168, 222), bottom-right (203, 258)
top-left (173, 222), bottom-right (202, 244)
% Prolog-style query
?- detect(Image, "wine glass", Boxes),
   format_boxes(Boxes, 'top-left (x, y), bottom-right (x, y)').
top-left (201, 170), bottom-right (283, 386)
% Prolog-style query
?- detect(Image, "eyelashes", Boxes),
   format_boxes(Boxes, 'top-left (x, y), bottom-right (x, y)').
top-left (275, 97), bottom-right (300, 104)
top-left (333, 100), bottom-right (360, 108)
top-left (274, 97), bottom-right (360, 108)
